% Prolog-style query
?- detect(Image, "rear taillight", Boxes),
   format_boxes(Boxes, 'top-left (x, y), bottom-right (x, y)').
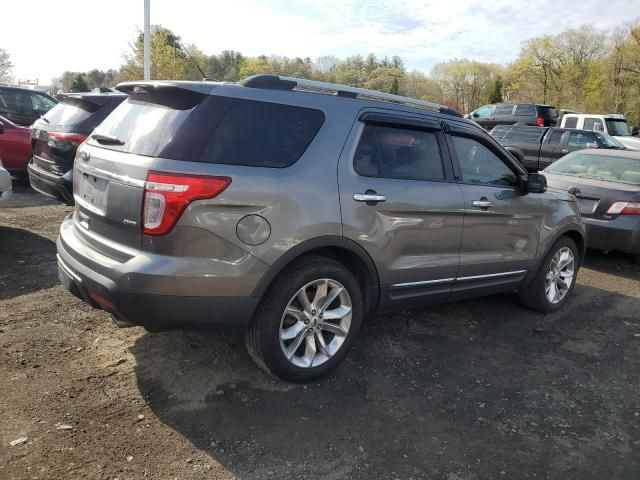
top-left (47, 132), bottom-right (88, 147)
top-left (606, 201), bottom-right (640, 216)
top-left (536, 116), bottom-right (545, 127)
top-left (142, 171), bottom-right (231, 236)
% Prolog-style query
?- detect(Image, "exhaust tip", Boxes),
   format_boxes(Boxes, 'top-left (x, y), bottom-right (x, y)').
top-left (111, 314), bottom-right (135, 329)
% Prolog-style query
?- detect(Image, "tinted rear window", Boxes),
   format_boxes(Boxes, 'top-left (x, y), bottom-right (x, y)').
top-left (515, 105), bottom-right (536, 116)
top-left (88, 88), bottom-right (202, 157)
top-left (564, 117), bottom-right (578, 128)
top-left (198, 99), bottom-right (324, 168)
top-left (539, 106), bottom-right (558, 119)
top-left (42, 101), bottom-right (97, 126)
top-left (494, 104), bottom-right (514, 115)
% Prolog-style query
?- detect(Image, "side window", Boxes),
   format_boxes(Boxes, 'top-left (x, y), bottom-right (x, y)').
top-left (451, 135), bottom-right (519, 187)
top-left (474, 105), bottom-right (493, 118)
top-left (515, 105), bottom-right (536, 116)
top-left (568, 132), bottom-right (594, 148)
top-left (198, 99), bottom-right (325, 168)
top-left (583, 118), bottom-right (603, 131)
top-left (353, 124), bottom-right (444, 181)
top-left (547, 131), bottom-right (564, 145)
top-left (564, 117), bottom-right (578, 128)
top-left (494, 104), bottom-right (514, 116)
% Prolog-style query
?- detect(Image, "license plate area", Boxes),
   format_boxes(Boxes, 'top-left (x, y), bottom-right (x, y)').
top-left (77, 173), bottom-right (109, 215)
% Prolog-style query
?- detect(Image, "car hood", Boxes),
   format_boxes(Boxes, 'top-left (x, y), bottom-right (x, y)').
top-left (614, 135), bottom-right (640, 150)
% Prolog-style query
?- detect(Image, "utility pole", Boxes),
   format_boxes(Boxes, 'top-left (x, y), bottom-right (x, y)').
top-left (143, 0), bottom-right (150, 80)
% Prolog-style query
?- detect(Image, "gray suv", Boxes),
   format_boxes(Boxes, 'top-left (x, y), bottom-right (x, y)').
top-left (57, 75), bottom-right (586, 382)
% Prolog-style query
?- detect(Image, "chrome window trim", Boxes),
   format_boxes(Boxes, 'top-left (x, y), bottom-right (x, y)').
top-left (75, 162), bottom-right (146, 188)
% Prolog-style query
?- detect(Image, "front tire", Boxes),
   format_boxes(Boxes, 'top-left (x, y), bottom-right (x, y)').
top-left (518, 237), bottom-right (580, 313)
top-left (245, 255), bottom-right (363, 382)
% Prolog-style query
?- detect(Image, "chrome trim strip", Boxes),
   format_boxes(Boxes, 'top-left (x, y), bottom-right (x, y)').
top-left (75, 163), bottom-right (146, 188)
top-left (392, 277), bottom-right (455, 288)
top-left (57, 254), bottom-right (82, 283)
top-left (29, 162), bottom-right (62, 179)
top-left (74, 194), bottom-right (106, 217)
top-left (456, 270), bottom-right (527, 282)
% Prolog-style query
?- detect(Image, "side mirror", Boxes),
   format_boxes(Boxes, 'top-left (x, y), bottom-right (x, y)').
top-left (472, 112), bottom-right (479, 118)
top-left (526, 173), bottom-right (547, 193)
top-left (586, 142), bottom-right (599, 149)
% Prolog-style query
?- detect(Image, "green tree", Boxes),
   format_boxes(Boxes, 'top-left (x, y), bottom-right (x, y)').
top-left (69, 74), bottom-right (89, 92)
top-left (487, 78), bottom-right (503, 103)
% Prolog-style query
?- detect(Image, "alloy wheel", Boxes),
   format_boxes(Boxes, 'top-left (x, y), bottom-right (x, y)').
top-left (545, 247), bottom-right (575, 304)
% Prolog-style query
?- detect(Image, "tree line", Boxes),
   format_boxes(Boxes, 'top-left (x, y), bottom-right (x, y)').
top-left (3, 21), bottom-right (639, 124)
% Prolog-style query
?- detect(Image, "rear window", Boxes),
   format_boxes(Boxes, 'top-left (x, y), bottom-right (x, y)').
top-left (515, 105), bottom-right (536, 116)
top-left (198, 99), bottom-right (324, 168)
top-left (538, 106), bottom-right (558, 119)
top-left (43, 101), bottom-right (97, 126)
top-left (88, 88), bottom-right (202, 157)
top-left (546, 152), bottom-right (640, 184)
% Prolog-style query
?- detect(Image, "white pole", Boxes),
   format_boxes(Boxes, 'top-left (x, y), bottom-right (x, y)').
top-left (143, 0), bottom-right (150, 80)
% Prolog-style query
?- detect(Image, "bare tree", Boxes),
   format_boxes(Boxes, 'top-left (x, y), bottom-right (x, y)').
top-left (0, 49), bottom-right (13, 84)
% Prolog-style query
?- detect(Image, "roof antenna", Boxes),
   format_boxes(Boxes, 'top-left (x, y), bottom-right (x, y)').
top-left (177, 40), bottom-right (208, 80)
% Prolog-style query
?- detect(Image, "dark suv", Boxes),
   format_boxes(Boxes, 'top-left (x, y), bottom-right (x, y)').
top-left (0, 85), bottom-right (57, 126)
top-left (28, 90), bottom-right (127, 204)
top-left (467, 103), bottom-right (558, 130)
top-left (56, 76), bottom-right (585, 382)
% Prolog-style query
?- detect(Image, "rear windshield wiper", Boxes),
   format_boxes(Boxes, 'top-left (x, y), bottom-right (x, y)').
top-left (91, 132), bottom-right (125, 145)
top-left (39, 116), bottom-right (50, 124)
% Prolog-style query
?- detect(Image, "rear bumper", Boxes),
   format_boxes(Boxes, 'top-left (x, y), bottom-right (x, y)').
top-left (585, 216), bottom-right (640, 255)
top-left (28, 160), bottom-right (73, 204)
top-left (56, 214), bottom-right (262, 332)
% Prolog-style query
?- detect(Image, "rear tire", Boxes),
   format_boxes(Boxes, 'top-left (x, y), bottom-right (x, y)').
top-left (245, 255), bottom-right (363, 383)
top-left (517, 236), bottom-right (580, 314)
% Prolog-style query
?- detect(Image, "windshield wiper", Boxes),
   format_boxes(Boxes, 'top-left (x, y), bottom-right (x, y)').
top-left (91, 132), bottom-right (125, 145)
top-left (39, 116), bottom-right (49, 124)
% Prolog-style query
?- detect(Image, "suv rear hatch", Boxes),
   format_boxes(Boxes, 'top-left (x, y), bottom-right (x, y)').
top-left (31, 93), bottom-right (126, 176)
top-left (72, 85), bottom-right (209, 255)
top-left (538, 106), bottom-right (559, 126)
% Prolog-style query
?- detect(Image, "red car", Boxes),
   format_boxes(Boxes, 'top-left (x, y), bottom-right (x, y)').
top-left (0, 115), bottom-right (31, 176)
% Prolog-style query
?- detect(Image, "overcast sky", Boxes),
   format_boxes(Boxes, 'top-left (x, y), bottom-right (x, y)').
top-left (2, 0), bottom-right (638, 84)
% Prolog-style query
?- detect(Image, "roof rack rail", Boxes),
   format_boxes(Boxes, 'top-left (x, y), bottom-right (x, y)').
top-left (239, 75), bottom-right (462, 117)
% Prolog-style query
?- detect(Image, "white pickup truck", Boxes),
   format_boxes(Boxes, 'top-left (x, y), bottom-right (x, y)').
top-left (560, 114), bottom-right (640, 150)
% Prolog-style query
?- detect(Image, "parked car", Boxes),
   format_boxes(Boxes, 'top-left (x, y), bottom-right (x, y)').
top-left (28, 89), bottom-right (127, 204)
top-left (544, 149), bottom-right (640, 263)
top-left (56, 75), bottom-right (585, 382)
top-left (560, 113), bottom-right (640, 150)
top-left (466, 103), bottom-right (558, 130)
top-left (491, 125), bottom-right (626, 172)
top-left (0, 115), bottom-right (31, 176)
top-left (0, 159), bottom-right (12, 203)
top-left (0, 85), bottom-right (57, 126)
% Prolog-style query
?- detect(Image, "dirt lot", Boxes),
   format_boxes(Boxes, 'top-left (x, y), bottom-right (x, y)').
top-left (1, 183), bottom-right (639, 480)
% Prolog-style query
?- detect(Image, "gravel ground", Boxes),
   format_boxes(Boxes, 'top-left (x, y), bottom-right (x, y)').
top-left (1, 183), bottom-right (639, 480)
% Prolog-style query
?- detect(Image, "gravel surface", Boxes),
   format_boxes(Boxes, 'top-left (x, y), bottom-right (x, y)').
top-left (1, 183), bottom-right (639, 479)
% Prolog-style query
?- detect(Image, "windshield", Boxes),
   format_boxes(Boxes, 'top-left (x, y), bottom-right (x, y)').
top-left (592, 132), bottom-right (626, 149)
top-left (545, 152), bottom-right (640, 184)
top-left (606, 119), bottom-right (631, 136)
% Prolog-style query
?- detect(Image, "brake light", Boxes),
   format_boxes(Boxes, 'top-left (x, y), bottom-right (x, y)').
top-left (142, 171), bottom-right (231, 235)
top-left (536, 116), bottom-right (545, 127)
top-left (606, 201), bottom-right (640, 215)
top-left (47, 132), bottom-right (88, 146)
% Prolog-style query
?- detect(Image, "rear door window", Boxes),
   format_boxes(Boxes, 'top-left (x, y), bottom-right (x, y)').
top-left (583, 118), bottom-right (603, 131)
top-left (354, 124), bottom-right (445, 181)
top-left (515, 105), bottom-right (536, 116)
top-left (198, 99), bottom-right (324, 168)
top-left (494, 105), bottom-right (514, 116)
top-left (547, 130), bottom-right (564, 145)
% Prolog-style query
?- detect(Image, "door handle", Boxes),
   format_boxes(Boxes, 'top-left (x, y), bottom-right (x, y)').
top-left (354, 192), bottom-right (386, 203)
top-left (472, 200), bottom-right (494, 210)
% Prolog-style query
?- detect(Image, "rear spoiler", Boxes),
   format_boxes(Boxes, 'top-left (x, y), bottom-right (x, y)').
top-left (55, 90), bottom-right (127, 110)
top-left (116, 80), bottom-right (218, 95)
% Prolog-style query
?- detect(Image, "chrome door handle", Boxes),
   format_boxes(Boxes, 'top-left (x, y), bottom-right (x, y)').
top-left (472, 200), bottom-right (494, 210)
top-left (354, 193), bottom-right (386, 203)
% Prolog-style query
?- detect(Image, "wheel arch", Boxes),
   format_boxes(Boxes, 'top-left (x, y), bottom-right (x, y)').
top-left (251, 236), bottom-right (381, 315)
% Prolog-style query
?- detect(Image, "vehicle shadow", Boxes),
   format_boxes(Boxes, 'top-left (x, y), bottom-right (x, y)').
top-left (582, 248), bottom-right (639, 281)
top-left (0, 226), bottom-right (58, 299)
top-left (2, 179), bottom-right (61, 209)
top-left (130, 283), bottom-right (640, 480)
